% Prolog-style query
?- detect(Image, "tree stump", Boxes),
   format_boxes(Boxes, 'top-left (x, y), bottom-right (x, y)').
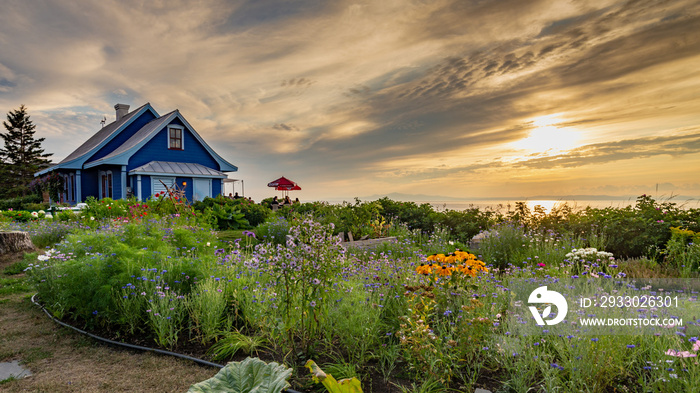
top-left (0, 231), bottom-right (34, 255)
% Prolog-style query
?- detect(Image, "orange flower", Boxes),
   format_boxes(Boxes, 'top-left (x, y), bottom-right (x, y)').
top-left (437, 265), bottom-right (453, 276)
top-left (416, 264), bottom-right (433, 275)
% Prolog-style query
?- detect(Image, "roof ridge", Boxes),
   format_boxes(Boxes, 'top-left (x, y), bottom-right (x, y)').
top-left (57, 102), bottom-right (152, 164)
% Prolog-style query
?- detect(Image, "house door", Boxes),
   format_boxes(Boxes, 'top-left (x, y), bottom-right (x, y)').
top-left (193, 179), bottom-right (211, 201)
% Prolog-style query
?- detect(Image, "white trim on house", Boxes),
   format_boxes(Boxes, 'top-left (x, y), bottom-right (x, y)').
top-left (167, 124), bottom-right (184, 150)
top-left (76, 170), bottom-right (82, 202)
top-left (98, 170), bottom-right (114, 199)
top-left (121, 165), bottom-right (127, 200)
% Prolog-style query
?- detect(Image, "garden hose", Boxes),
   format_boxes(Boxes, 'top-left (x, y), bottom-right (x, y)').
top-left (31, 293), bottom-right (304, 393)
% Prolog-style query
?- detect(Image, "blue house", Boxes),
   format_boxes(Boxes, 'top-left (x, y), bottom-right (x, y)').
top-left (35, 103), bottom-right (237, 204)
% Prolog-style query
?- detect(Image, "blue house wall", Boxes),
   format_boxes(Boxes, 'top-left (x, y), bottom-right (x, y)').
top-left (111, 166), bottom-right (123, 199)
top-left (141, 175), bottom-right (151, 198)
top-left (80, 166), bottom-right (123, 200)
top-left (175, 177), bottom-right (191, 201)
top-left (127, 119), bottom-right (219, 171)
top-left (81, 169), bottom-right (99, 199)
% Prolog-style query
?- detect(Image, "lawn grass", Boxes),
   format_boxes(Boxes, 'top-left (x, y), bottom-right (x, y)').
top-left (216, 229), bottom-right (247, 243)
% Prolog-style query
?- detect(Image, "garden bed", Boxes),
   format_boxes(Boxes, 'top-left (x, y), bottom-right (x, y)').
top-left (3, 195), bottom-right (700, 392)
top-left (342, 236), bottom-right (398, 250)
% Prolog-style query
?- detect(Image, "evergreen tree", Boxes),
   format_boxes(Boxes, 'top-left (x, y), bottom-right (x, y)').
top-left (1, 105), bottom-right (53, 197)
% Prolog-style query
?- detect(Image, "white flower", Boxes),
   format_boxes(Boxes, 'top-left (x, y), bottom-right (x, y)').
top-left (31, 211), bottom-right (38, 217)
top-left (90, 216), bottom-right (95, 221)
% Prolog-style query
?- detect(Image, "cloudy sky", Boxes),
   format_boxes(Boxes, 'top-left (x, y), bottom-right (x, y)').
top-left (1, 0), bottom-right (699, 202)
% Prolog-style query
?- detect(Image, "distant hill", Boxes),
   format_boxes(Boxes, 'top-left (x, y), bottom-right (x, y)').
top-left (356, 192), bottom-right (464, 202)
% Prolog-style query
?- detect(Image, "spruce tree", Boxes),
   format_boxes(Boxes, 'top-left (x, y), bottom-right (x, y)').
top-left (1, 105), bottom-right (53, 197)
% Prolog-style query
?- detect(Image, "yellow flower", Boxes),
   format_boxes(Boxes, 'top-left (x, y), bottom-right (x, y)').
top-left (419, 251), bottom-right (487, 277)
top-left (416, 264), bottom-right (433, 275)
top-left (437, 265), bottom-right (453, 276)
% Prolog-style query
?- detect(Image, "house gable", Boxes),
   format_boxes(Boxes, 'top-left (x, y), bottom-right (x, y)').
top-left (128, 119), bottom-right (220, 170)
top-left (85, 111), bottom-right (237, 172)
top-left (35, 103), bottom-right (159, 175)
top-left (85, 109), bottom-right (159, 164)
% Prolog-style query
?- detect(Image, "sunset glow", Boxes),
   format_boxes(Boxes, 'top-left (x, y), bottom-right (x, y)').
top-left (511, 115), bottom-right (580, 154)
top-left (1, 0), bottom-right (699, 201)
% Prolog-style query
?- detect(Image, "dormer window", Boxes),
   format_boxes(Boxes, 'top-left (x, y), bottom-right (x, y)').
top-left (169, 126), bottom-right (183, 150)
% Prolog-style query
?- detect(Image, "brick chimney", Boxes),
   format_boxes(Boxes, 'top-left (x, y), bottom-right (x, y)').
top-left (114, 104), bottom-right (130, 121)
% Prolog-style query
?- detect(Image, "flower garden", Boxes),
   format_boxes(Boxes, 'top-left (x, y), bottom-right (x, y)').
top-left (3, 194), bottom-right (700, 392)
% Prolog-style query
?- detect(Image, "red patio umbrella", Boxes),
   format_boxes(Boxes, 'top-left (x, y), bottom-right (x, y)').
top-left (267, 176), bottom-right (301, 197)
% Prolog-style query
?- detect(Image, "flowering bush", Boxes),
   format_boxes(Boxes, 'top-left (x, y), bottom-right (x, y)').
top-left (565, 247), bottom-right (617, 276)
top-left (664, 227), bottom-right (700, 274)
top-left (254, 217), bottom-right (346, 350)
top-left (1, 209), bottom-right (44, 222)
top-left (416, 250), bottom-right (488, 279)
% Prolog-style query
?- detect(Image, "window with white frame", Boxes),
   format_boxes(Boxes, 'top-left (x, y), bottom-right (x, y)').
top-left (168, 126), bottom-right (183, 150)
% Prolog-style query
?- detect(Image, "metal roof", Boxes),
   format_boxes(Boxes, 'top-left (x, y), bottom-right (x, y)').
top-left (61, 103), bottom-right (150, 164)
top-left (128, 161), bottom-right (227, 178)
top-left (35, 103), bottom-right (156, 176)
top-left (84, 110), bottom-right (237, 172)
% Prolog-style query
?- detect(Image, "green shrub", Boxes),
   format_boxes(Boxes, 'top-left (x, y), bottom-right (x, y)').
top-left (478, 223), bottom-right (530, 269)
top-left (563, 195), bottom-right (700, 258)
top-left (255, 216), bottom-right (289, 244)
top-left (376, 197), bottom-right (437, 234)
top-left (664, 227), bottom-right (700, 275)
top-left (0, 194), bottom-right (43, 211)
top-left (55, 210), bottom-right (78, 221)
top-left (24, 202), bottom-right (49, 211)
top-left (81, 197), bottom-right (128, 220)
top-left (193, 196), bottom-right (270, 228)
top-left (435, 208), bottom-right (498, 243)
